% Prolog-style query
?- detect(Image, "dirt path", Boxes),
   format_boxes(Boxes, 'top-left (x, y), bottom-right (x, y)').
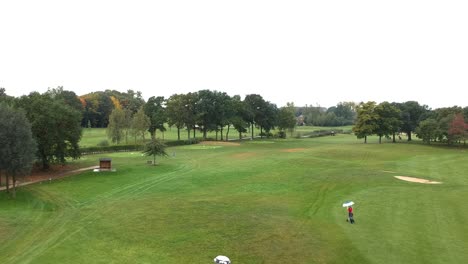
top-left (0, 166), bottom-right (99, 191)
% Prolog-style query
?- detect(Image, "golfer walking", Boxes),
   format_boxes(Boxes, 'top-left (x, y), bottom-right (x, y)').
top-left (348, 206), bottom-right (355, 224)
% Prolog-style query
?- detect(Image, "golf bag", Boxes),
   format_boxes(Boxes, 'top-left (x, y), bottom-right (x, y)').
top-left (348, 212), bottom-right (355, 224)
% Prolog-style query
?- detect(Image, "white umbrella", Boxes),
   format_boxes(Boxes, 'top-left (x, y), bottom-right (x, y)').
top-left (214, 255), bottom-right (231, 264)
top-left (342, 201), bottom-right (354, 207)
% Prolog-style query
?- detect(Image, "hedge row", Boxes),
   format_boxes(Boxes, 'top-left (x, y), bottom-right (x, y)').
top-left (80, 138), bottom-right (201, 155)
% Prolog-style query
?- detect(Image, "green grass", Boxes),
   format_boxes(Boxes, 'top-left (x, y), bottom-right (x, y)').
top-left (1, 135), bottom-right (468, 263)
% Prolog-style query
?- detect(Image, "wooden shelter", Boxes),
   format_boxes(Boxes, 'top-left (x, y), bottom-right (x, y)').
top-left (99, 158), bottom-right (112, 170)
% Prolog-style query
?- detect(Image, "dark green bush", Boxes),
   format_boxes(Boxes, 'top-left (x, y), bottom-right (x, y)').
top-left (277, 131), bottom-right (286, 139)
top-left (97, 140), bottom-right (109, 147)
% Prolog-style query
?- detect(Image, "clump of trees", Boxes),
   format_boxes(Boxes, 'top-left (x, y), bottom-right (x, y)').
top-left (415, 107), bottom-right (468, 145)
top-left (15, 91), bottom-right (83, 169)
top-left (353, 100), bottom-right (468, 145)
top-left (1, 87), bottom-right (83, 172)
top-left (107, 90), bottom-right (298, 143)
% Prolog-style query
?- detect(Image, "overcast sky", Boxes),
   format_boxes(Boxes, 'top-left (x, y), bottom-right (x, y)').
top-left (1, 0), bottom-right (467, 109)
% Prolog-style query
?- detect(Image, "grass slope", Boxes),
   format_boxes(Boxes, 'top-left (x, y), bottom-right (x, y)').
top-left (1, 135), bottom-right (468, 263)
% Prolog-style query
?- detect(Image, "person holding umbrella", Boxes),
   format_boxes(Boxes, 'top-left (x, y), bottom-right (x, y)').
top-left (342, 201), bottom-right (355, 224)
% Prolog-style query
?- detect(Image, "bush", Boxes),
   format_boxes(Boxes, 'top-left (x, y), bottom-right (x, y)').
top-left (259, 132), bottom-right (273, 138)
top-left (165, 138), bottom-right (200, 147)
top-left (97, 140), bottom-right (109, 147)
top-left (277, 131), bottom-right (286, 139)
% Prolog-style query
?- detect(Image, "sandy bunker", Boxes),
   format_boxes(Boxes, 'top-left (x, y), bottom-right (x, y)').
top-left (394, 176), bottom-right (442, 184)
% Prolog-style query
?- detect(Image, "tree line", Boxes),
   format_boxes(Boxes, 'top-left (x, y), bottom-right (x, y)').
top-left (0, 87), bottom-right (298, 196)
top-left (106, 90), bottom-right (297, 144)
top-left (352, 101), bottom-right (468, 145)
top-left (2, 85), bottom-right (468, 197)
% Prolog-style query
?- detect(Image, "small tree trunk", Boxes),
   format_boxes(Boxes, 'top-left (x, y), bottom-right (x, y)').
top-left (12, 176), bottom-right (16, 199)
top-left (221, 127), bottom-right (224, 141)
top-left (379, 136), bottom-right (382, 144)
top-left (203, 127), bottom-right (207, 140)
top-left (392, 132), bottom-right (396, 143)
top-left (216, 129), bottom-right (218, 141)
top-left (260, 127), bottom-right (263, 139)
top-left (251, 123), bottom-right (254, 140)
top-left (42, 158), bottom-right (50, 170)
top-left (177, 127), bottom-right (180, 141)
top-left (193, 127), bottom-right (196, 139)
top-left (5, 174), bottom-right (9, 193)
top-left (226, 125), bottom-right (230, 141)
top-left (364, 136), bottom-right (367, 143)
top-left (407, 131), bottom-right (412, 141)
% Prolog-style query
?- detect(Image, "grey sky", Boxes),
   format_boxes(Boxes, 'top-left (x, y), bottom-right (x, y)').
top-left (1, 0), bottom-right (467, 109)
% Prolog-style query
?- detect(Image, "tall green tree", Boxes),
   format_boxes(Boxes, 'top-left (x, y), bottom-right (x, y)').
top-left (107, 108), bottom-right (126, 144)
top-left (277, 105), bottom-right (296, 138)
top-left (258, 102), bottom-right (278, 138)
top-left (0, 87), bottom-right (14, 106)
top-left (213, 91), bottom-right (232, 141)
top-left (244, 94), bottom-right (267, 140)
top-left (182, 92), bottom-right (199, 141)
top-left (16, 92), bottom-right (82, 169)
top-left (398, 101), bottom-right (429, 141)
top-left (123, 108), bottom-right (133, 144)
top-left (0, 104), bottom-right (37, 197)
top-left (144, 96), bottom-right (167, 139)
top-left (131, 106), bottom-right (151, 144)
top-left (416, 118), bottom-right (439, 144)
top-left (229, 95), bottom-right (249, 140)
top-left (46, 86), bottom-right (84, 113)
top-left (196, 90), bottom-right (218, 140)
top-left (374, 102), bottom-right (401, 143)
top-left (166, 94), bottom-right (188, 141)
top-left (352, 101), bottom-right (378, 143)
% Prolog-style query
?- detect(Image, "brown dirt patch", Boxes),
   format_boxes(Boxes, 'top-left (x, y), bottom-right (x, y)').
top-left (394, 176), bottom-right (442, 184)
top-left (1, 164), bottom-right (98, 191)
top-left (200, 141), bottom-right (240, 146)
top-left (231, 152), bottom-right (257, 159)
top-left (281, 148), bottom-right (307, 153)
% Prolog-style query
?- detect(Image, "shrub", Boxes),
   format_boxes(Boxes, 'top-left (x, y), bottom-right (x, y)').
top-left (97, 140), bottom-right (109, 147)
top-left (277, 131), bottom-right (286, 139)
top-left (259, 132), bottom-right (273, 138)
